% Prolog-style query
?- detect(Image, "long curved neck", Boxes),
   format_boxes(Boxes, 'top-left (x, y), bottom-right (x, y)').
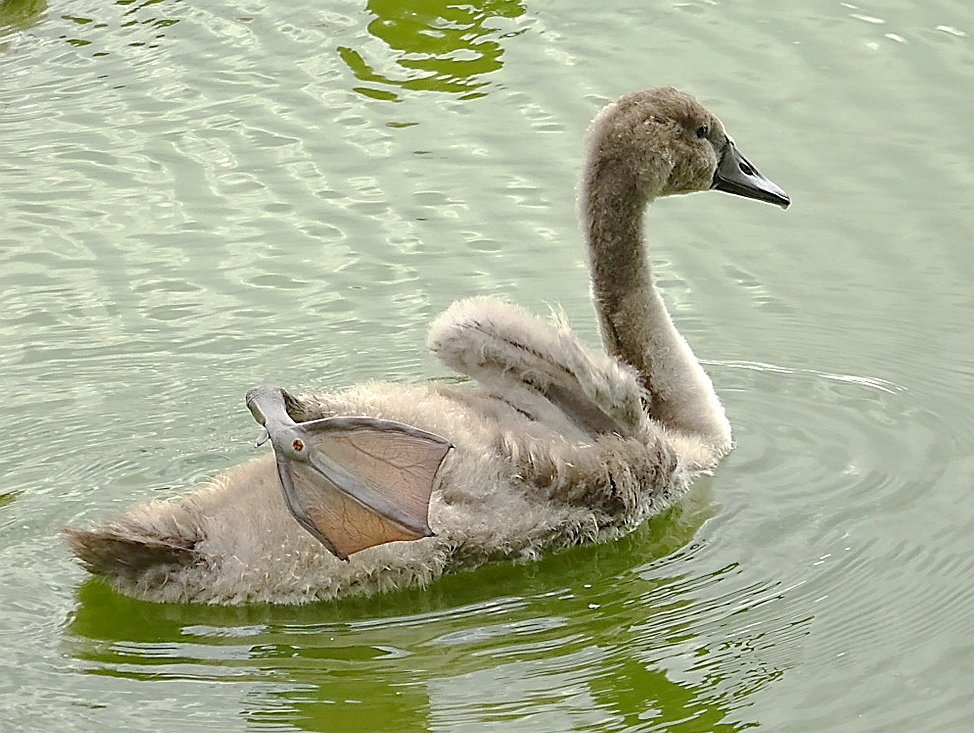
top-left (581, 158), bottom-right (731, 447)
top-left (582, 161), bottom-right (663, 380)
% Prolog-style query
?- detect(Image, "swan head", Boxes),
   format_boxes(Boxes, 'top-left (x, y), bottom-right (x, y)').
top-left (585, 87), bottom-right (789, 209)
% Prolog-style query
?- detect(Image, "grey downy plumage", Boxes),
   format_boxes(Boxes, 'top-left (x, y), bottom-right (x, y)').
top-left (63, 87), bottom-right (789, 605)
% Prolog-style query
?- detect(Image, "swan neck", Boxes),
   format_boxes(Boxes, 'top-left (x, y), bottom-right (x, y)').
top-left (583, 171), bottom-right (661, 376)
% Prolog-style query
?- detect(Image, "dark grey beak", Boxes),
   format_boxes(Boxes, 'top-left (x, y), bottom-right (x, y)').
top-left (712, 142), bottom-right (790, 209)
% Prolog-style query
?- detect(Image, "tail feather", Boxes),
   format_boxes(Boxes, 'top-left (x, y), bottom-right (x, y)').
top-left (62, 502), bottom-right (203, 583)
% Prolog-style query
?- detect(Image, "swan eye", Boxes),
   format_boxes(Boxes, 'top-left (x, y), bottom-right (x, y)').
top-left (696, 124), bottom-right (709, 139)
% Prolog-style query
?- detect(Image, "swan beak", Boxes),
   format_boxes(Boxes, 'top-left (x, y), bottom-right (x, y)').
top-left (711, 142), bottom-right (790, 209)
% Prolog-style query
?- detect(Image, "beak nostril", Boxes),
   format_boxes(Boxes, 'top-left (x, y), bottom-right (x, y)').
top-left (714, 138), bottom-right (788, 206)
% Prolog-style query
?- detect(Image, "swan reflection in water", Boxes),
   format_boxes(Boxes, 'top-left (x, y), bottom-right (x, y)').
top-left (67, 494), bottom-right (791, 730)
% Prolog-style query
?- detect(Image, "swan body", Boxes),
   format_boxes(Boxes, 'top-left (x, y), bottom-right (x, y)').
top-left (64, 87), bottom-right (788, 605)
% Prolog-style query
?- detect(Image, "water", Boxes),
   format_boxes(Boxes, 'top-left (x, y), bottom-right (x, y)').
top-left (2, 0), bottom-right (973, 730)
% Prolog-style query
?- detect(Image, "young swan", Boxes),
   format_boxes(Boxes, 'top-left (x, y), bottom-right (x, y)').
top-left (64, 87), bottom-right (789, 605)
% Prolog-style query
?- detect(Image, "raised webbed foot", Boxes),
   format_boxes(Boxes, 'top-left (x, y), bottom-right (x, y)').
top-left (246, 385), bottom-right (452, 560)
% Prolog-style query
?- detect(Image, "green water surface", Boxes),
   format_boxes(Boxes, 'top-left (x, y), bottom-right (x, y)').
top-left (2, 0), bottom-right (973, 730)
